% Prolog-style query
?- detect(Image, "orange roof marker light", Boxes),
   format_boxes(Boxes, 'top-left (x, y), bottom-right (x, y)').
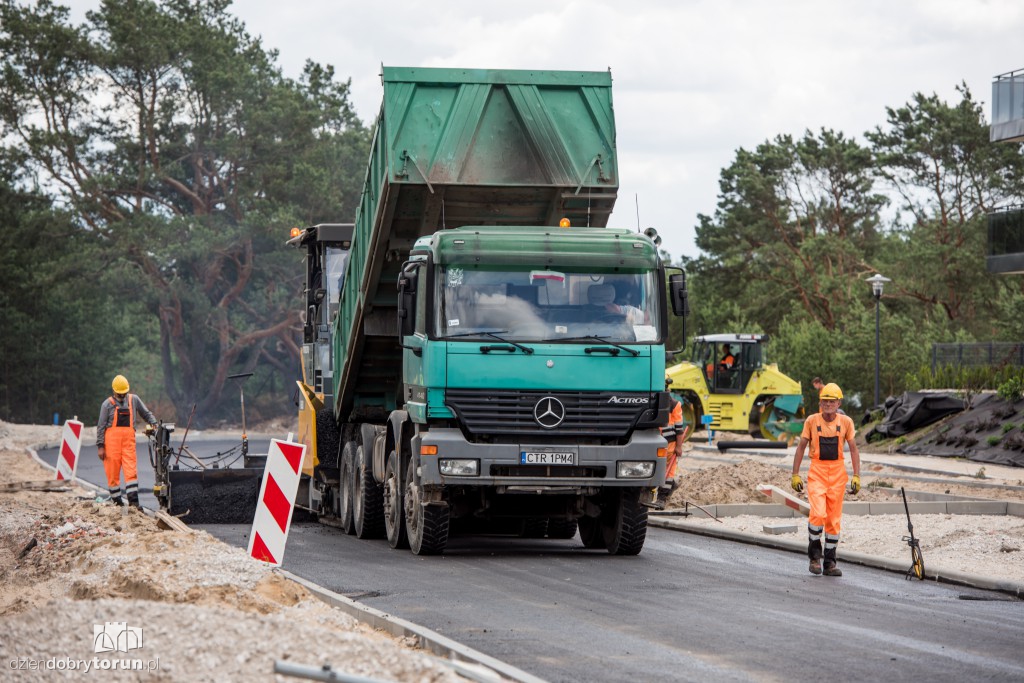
top-left (289, 227), bottom-right (302, 239)
top-left (559, 217), bottom-right (571, 228)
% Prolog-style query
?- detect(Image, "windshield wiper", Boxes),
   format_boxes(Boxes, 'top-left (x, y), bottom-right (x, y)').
top-left (541, 335), bottom-right (640, 357)
top-left (444, 329), bottom-right (534, 354)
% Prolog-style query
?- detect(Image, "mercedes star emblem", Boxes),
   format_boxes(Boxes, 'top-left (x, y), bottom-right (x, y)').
top-left (534, 397), bottom-right (566, 429)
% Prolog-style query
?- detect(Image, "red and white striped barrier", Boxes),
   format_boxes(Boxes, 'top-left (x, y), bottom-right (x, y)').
top-left (247, 437), bottom-right (306, 566)
top-left (757, 484), bottom-right (810, 516)
top-left (56, 419), bottom-right (84, 482)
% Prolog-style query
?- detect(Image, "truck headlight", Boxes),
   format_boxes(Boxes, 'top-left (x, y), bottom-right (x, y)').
top-left (439, 459), bottom-right (479, 476)
top-left (617, 461), bottom-right (655, 479)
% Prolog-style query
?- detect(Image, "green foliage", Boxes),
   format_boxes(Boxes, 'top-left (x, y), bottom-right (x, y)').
top-left (0, 151), bottom-right (137, 423)
top-left (1002, 423), bottom-right (1017, 434)
top-left (0, 0), bottom-right (370, 425)
top-left (986, 435), bottom-right (1002, 446)
top-left (997, 375), bottom-right (1024, 403)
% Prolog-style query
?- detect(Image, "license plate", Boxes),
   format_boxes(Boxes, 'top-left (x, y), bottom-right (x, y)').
top-left (520, 451), bottom-right (577, 465)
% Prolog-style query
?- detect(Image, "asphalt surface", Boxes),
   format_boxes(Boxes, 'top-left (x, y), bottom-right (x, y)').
top-left (193, 522), bottom-right (1024, 683)
top-left (39, 439), bottom-right (1024, 683)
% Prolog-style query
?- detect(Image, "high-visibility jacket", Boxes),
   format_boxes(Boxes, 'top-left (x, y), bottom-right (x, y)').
top-left (661, 399), bottom-right (684, 478)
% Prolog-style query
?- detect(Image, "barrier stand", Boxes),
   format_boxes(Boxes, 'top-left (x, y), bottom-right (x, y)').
top-left (55, 419), bottom-right (84, 483)
top-left (701, 414), bottom-right (715, 446)
top-left (247, 436), bottom-right (306, 566)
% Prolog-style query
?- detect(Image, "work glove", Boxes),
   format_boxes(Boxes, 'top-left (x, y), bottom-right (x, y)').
top-left (850, 474), bottom-right (861, 495)
top-left (97, 445), bottom-right (106, 461)
top-left (145, 424), bottom-right (155, 436)
top-left (791, 474), bottom-right (803, 493)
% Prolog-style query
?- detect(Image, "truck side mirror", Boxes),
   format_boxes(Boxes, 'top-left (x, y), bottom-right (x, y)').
top-left (669, 273), bottom-right (688, 317)
top-left (397, 265), bottom-right (418, 339)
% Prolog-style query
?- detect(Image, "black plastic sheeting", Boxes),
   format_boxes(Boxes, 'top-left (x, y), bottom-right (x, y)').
top-left (894, 393), bottom-right (1024, 467)
top-left (866, 392), bottom-right (965, 440)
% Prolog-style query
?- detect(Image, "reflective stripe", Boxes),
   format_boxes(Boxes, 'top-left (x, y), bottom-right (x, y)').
top-left (125, 482), bottom-right (139, 493)
top-left (663, 427), bottom-right (676, 438)
top-left (808, 524), bottom-right (823, 541)
top-left (825, 534), bottom-right (840, 549)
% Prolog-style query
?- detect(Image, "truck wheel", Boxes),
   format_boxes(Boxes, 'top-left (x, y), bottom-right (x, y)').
top-left (578, 516), bottom-right (606, 549)
top-left (547, 518), bottom-right (579, 539)
top-left (338, 442), bottom-right (355, 535)
top-left (352, 443), bottom-right (384, 539)
top-left (404, 457), bottom-right (449, 555)
top-left (383, 449), bottom-right (409, 549)
top-left (520, 518), bottom-right (549, 538)
top-left (601, 490), bottom-right (648, 555)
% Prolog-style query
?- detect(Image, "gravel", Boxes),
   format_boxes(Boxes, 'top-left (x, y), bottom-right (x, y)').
top-left (0, 421), bottom-right (471, 683)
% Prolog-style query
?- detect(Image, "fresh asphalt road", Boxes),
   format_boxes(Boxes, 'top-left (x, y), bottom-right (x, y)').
top-left (40, 440), bottom-right (1024, 683)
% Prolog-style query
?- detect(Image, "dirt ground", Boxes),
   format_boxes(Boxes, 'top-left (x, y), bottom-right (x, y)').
top-left (0, 422), bottom-right (468, 682)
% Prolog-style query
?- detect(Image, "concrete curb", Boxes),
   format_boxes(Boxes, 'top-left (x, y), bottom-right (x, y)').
top-left (688, 444), bottom-right (1024, 493)
top-left (25, 445), bottom-right (540, 683)
top-left (281, 570), bottom-right (544, 683)
top-left (649, 516), bottom-right (1024, 598)
top-left (27, 446), bottom-right (106, 497)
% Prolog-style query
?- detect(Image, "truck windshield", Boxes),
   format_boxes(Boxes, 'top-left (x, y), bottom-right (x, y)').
top-left (436, 266), bottom-right (661, 343)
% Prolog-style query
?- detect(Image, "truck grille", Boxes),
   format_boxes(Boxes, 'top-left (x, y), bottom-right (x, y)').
top-left (444, 389), bottom-right (654, 439)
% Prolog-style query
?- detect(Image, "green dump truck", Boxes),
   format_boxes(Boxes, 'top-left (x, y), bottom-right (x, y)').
top-left (290, 67), bottom-right (687, 555)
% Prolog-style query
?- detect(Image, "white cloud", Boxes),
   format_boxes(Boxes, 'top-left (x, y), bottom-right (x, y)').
top-left (63, 0), bottom-right (1024, 260)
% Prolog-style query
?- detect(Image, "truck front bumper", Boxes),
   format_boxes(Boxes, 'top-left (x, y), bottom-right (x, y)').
top-left (412, 428), bottom-right (666, 489)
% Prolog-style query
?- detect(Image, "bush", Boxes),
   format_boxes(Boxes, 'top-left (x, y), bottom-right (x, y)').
top-left (997, 375), bottom-right (1024, 403)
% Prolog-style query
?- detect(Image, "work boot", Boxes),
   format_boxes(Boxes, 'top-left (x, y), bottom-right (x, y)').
top-left (823, 547), bottom-right (842, 576)
top-left (110, 496), bottom-right (124, 507)
top-left (127, 492), bottom-right (141, 510)
top-left (807, 538), bottom-right (823, 574)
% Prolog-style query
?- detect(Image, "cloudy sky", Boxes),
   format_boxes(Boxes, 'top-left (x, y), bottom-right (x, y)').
top-left (69, 0), bottom-right (1024, 260)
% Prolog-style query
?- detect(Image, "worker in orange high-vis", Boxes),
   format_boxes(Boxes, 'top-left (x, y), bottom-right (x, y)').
top-left (659, 376), bottom-right (686, 503)
top-left (791, 383), bottom-right (860, 577)
top-left (96, 375), bottom-right (158, 508)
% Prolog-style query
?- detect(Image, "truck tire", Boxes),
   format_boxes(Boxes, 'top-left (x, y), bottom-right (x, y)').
top-left (404, 457), bottom-right (449, 555)
top-left (601, 490), bottom-right (647, 555)
top-left (338, 442), bottom-right (355, 534)
top-left (383, 448), bottom-right (408, 549)
top-left (520, 518), bottom-right (549, 538)
top-left (352, 443), bottom-right (384, 539)
top-left (578, 516), bottom-right (606, 549)
top-left (315, 409), bottom-right (341, 471)
top-left (547, 518), bottom-right (579, 539)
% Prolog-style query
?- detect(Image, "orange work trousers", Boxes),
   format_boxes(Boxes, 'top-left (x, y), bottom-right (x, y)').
top-left (807, 458), bottom-right (848, 536)
top-left (666, 442), bottom-right (679, 479)
top-left (104, 424), bottom-right (139, 491)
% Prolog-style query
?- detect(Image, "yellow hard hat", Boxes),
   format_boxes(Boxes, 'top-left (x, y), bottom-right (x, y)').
top-left (112, 375), bottom-right (130, 394)
top-left (819, 382), bottom-right (843, 400)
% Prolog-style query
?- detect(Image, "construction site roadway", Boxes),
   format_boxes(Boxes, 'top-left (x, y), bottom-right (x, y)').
top-left (39, 437), bottom-right (1024, 683)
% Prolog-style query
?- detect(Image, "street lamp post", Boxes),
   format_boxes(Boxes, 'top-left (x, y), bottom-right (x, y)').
top-left (865, 274), bottom-right (891, 409)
